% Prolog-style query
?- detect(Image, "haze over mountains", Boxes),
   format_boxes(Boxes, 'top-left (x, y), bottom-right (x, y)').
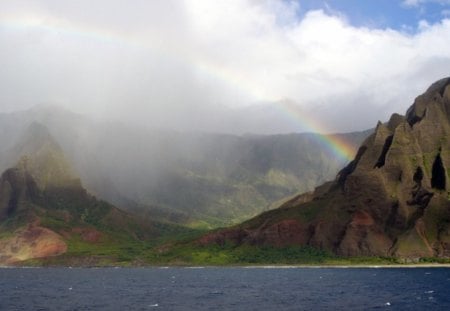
top-left (0, 123), bottom-right (166, 265)
top-left (0, 105), bottom-right (369, 228)
top-left (2, 78), bottom-right (450, 265)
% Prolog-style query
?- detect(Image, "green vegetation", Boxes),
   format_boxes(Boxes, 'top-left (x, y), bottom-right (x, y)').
top-left (145, 244), bottom-right (335, 265)
top-left (11, 193), bottom-right (448, 267)
top-left (22, 239), bottom-right (418, 267)
top-left (418, 257), bottom-right (450, 264)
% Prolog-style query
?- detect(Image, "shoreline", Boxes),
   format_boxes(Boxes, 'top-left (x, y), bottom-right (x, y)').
top-left (2, 263), bottom-right (450, 269)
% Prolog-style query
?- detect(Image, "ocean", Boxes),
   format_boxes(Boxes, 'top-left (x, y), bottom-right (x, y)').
top-left (1, 267), bottom-right (449, 310)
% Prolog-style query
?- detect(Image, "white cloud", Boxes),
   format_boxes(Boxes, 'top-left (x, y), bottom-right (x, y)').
top-left (402, 0), bottom-right (450, 7)
top-left (402, 0), bottom-right (422, 7)
top-left (184, 3), bottom-right (450, 130)
top-left (0, 0), bottom-right (450, 133)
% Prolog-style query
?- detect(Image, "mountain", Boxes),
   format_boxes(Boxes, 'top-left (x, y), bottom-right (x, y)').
top-left (198, 77), bottom-right (450, 260)
top-left (124, 130), bottom-right (370, 227)
top-left (0, 106), bottom-right (370, 228)
top-left (0, 123), bottom-right (192, 265)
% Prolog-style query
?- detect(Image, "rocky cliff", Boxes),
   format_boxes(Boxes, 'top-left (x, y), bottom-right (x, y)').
top-left (0, 123), bottom-right (160, 265)
top-left (199, 77), bottom-right (450, 259)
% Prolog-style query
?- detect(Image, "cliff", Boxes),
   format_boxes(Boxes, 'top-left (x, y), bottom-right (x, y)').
top-left (199, 77), bottom-right (450, 259)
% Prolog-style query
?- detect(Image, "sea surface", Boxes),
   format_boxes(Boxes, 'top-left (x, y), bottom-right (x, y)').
top-left (1, 266), bottom-right (449, 310)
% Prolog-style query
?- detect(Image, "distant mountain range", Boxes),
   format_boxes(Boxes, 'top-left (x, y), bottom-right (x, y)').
top-left (0, 106), bottom-right (370, 228)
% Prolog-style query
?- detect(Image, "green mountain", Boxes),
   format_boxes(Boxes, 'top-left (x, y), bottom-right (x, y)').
top-left (0, 106), bottom-right (369, 227)
top-left (196, 77), bottom-right (450, 262)
top-left (0, 107), bottom-right (370, 228)
top-left (0, 123), bottom-right (195, 265)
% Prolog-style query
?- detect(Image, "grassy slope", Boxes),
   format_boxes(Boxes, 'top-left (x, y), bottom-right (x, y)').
top-left (7, 184), bottom-right (444, 266)
top-left (25, 239), bottom-right (450, 266)
top-left (1, 182), bottom-right (204, 266)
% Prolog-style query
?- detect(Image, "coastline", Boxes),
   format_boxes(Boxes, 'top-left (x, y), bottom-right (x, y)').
top-left (2, 263), bottom-right (450, 269)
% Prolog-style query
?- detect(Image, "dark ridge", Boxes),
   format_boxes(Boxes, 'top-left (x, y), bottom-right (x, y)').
top-left (406, 105), bottom-right (428, 127)
top-left (406, 114), bottom-right (423, 127)
top-left (337, 145), bottom-right (367, 186)
top-left (374, 135), bottom-right (393, 168)
top-left (431, 153), bottom-right (446, 190)
top-left (413, 166), bottom-right (424, 184)
top-left (6, 186), bottom-right (20, 218)
top-left (3, 169), bottom-right (22, 218)
top-left (426, 77), bottom-right (450, 96)
top-left (0, 168), bottom-right (39, 220)
top-left (437, 78), bottom-right (450, 96)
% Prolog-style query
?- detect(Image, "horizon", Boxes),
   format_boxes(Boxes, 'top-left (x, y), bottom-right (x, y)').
top-left (7, 102), bottom-right (374, 135)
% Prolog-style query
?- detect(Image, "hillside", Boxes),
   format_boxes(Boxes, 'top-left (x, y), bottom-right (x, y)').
top-left (0, 124), bottom-right (195, 265)
top-left (0, 106), bottom-right (370, 227)
top-left (197, 77), bottom-right (450, 261)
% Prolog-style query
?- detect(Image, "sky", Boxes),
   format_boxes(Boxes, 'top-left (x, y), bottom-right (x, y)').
top-left (1, 0), bottom-right (450, 134)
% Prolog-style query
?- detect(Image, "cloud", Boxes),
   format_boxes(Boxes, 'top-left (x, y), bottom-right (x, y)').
top-left (402, 0), bottom-right (422, 7)
top-left (402, 0), bottom-right (450, 7)
top-left (0, 0), bottom-right (450, 133)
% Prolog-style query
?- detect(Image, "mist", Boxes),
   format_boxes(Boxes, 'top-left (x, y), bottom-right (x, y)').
top-left (0, 102), bottom-right (369, 226)
top-left (1, 0), bottom-right (450, 134)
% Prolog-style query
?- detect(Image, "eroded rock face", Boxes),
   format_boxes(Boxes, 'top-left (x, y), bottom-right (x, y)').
top-left (200, 77), bottom-right (450, 259)
top-left (0, 224), bottom-right (67, 265)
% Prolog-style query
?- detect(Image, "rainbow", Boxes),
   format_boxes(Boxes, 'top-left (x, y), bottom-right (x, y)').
top-left (274, 101), bottom-right (359, 161)
top-left (0, 14), bottom-right (358, 162)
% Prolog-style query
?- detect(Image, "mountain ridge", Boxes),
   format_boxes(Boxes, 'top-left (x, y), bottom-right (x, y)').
top-left (0, 106), bottom-right (370, 228)
top-left (198, 77), bottom-right (450, 260)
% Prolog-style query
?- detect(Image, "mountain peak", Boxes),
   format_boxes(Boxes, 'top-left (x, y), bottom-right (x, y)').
top-left (406, 76), bottom-right (450, 127)
top-left (8, 122), bottom-right (79, 190)
top-left (22, 121), bottom-right (56, 146)
top-left (425, 76), bottom-right (450, 95)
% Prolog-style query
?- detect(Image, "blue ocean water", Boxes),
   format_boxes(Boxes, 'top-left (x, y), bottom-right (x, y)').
top-left (0, 267), bottom-right (449, 310)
